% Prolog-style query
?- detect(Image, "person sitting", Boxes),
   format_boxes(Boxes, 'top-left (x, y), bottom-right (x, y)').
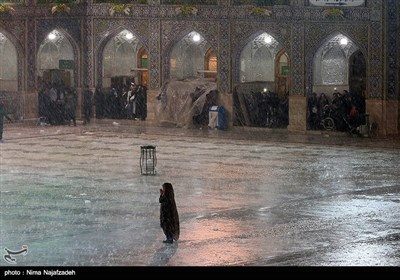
top-left (348, 105), bottom-right (360, 129)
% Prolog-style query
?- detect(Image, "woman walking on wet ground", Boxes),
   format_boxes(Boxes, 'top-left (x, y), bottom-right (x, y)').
top-left (159, 182), bottom-right (180, 244)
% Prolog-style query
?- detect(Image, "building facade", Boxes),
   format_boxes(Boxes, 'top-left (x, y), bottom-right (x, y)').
top-left (0, 0), bottom-right (399, 136)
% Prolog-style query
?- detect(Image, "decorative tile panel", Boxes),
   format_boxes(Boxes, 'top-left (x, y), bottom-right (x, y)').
top-left (149, 19), bottom-right (160, 89)
top-left (369, 21), bottom-right (383, 99)
top-left (386, 0), bottom-right (398, 99)
top-left (291, 24), bottom-right (304, 96)
top-left (27, 18), bottom-right (36, 90)
top-left (0, 3), bottom-right (390, 101)
top-left (83, 15), bottom-right (92, 87)
top-left (218, 19), bottom-right (230, 93)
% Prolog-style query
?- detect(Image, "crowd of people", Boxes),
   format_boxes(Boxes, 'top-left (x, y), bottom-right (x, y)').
top-left (36, 81), bottom-right (364, 133)
top-left (38, 82), bottom-right (78, 126)
top-left (94, 83), bottom-right (147, 121)
top-left (307, 90), bottom-right (366, 132)
top-left (38, 81), bottom-right (147, 126)
top-left (242, 90), bottom-right (289, 128)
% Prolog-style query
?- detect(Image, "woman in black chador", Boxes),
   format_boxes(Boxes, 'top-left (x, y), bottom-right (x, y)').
top-left (159, 182), bottom-right (180, 244)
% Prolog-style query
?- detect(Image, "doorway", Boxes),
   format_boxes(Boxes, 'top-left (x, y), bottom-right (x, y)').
top-left (42, 69), bottom-right (71, 87)
top-left (136, 48), bottom-right (148, 86)
top-left (349, 50), bottom-right (366, 96)
top-left (275, 49), bottom-right (290, 98)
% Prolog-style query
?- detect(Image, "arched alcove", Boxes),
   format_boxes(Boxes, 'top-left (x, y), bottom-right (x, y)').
top-left (0, 32), bottom-right (18, 91)
top-left (308, 34), bottom-right (367, 132)
top-left (275, 49), bottom-right (290, 98)
top-left (234, 33), bottom-right (289, 129)
top-left (204, 48), bottom-right (217, 79)
top-left (37, 29), bottom-right (75, 87)
top-left (313, 34), bottom-right (359, 94)
top-left (239, 32), bottom-right (281, 84)
top-left (102, 29), bottom-right (145, 88)
top-left (169, 31), bottom-right (216, 80)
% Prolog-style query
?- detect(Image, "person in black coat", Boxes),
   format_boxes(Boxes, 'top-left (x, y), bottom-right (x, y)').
top-left (159, 182), bottom-right (180, 244)
top-left (0, 101), bottom-right (12, 143)
top-left (94, 87), bottom-right (105, 119)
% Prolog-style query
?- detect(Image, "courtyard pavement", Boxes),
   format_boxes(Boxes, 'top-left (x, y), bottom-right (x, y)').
top-left (1, 121), bottom-right (399, 267)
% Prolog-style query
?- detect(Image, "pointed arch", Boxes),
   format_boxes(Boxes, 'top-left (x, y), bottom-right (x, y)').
top-left (96, 27), bottom-right (147, 88)
top-left (0, 31), bottom-right (18, 91)
top-left (37, 28), bottom-right (80, 88)
top-left (238, 32), bottom-right (283, 84)
top-left (234, 31), bottom-right (284, 85)
top-left (163, 30), bottom-right (216, 81)
top-left (0, 28), bottom-right (24, 91)
top-left (306, 31), bottom-right (366, 96)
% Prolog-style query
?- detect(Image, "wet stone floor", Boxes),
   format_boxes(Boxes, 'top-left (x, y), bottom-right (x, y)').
top-left (0, 126), bottom-right (399, 266)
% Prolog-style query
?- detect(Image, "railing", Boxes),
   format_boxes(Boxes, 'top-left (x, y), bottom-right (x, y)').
top-left (36, 0), bottom-right (79, 3)
top-left (161, 0), bottom-right (218, 4)
top-left (94, 0), bottom-right (147, 4)
top-left (232, 0), bottom-right (290, 5)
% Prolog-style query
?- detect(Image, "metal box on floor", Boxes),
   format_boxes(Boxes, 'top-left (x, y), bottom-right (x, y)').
top-left (208, 106), bottom-right (227, 130)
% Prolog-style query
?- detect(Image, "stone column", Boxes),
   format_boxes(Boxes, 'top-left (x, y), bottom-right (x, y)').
top-left (288, 23), bottom-right (306, 132)
top-left (218, 19), bottom-right (232, 127)
top-left (147, 19), bottom-right (161, 123)
top-left (384, 0), bottom-right (399, 136)
top-left (25, 16), bottom-right (38, 119)
top-left (366, 1), bottom-right (385, 136)
top-left (149, 19), bottom-right (161, 90)
top-left (82, 5), bottom-right (94, 89)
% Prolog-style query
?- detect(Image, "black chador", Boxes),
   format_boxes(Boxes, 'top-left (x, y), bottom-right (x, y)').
top-left (159, 182), bottom-right (180, 244)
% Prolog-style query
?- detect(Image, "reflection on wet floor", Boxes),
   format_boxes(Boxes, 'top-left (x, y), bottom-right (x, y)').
top-left (0, 126), bottom-right (399, 266)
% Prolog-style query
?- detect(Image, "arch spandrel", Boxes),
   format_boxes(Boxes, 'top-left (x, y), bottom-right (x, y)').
top-left (161, 21), bottom-right (219, 54)
top-left (36, 19), bottom-right (82, 51)
top-left (93, 20), bottom-right (150, 53)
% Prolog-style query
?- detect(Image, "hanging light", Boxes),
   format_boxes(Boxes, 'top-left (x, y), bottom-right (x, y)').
top-left (192, 33), bottom-right (201, 42)
top-left (340, 38), bottom-right (348, 45)
top-left (48, 32), bottom-right (56, 40)
top-left (264, 36), bottom-right (272, 44)
top-left (125, 32), bottom-right (133, 40)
